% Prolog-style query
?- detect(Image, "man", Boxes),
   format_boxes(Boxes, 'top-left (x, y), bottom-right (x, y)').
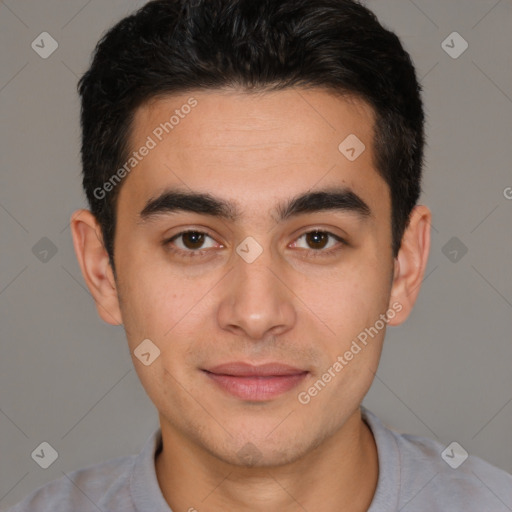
top-left (8, 0), bottom-right (512, 511)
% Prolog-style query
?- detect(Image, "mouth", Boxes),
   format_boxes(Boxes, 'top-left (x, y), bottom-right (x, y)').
top-left (202, 362), bottom-right (309, 401)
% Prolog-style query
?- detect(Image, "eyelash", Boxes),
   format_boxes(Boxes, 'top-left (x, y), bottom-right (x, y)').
top-left (162, 229), bottom-right (346, 259)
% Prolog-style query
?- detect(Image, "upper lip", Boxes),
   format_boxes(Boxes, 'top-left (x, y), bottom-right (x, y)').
top-left (204, 362), bottom-right (307, 377)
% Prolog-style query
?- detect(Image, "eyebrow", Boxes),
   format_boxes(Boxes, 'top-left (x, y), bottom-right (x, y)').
top-left (138, 186), bottom-right (372, 224)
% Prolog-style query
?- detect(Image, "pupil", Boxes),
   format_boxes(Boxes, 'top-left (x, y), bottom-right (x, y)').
top-left (307, 231), bottom-right (327, 249)
top-left (184, 232), bottom-right (204, 249)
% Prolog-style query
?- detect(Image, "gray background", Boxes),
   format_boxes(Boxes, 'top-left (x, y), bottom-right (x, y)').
top-left (0, 0), bottom-right (511, 509)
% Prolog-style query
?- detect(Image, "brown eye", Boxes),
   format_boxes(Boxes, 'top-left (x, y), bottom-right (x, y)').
top-left (290, 230), bottom-right (345, 258)
top-left (305, 231), bottom-right (330, 250)
top-left (164, 230), bottom-right (219, 257)
top-left (181, 231), bottom-right (206, 250)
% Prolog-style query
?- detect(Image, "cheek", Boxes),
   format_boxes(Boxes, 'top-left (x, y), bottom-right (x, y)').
top-left (312, 262), bottom-right (391, 336)
top-left (116, 256), bottom-right (214, 357)
top-left (115, 260), bottom-right (172, 345)
top-left (307, 276), bottom-right (389, 400)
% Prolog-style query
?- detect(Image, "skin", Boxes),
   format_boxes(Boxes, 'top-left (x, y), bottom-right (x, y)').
top-left (71, 88), bottom-right (431, 512)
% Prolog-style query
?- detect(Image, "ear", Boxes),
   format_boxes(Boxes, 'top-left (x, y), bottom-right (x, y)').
top-left (387, 205), bottom-right (431, 326)
top-left (70, 209), bottom-right (123, 326)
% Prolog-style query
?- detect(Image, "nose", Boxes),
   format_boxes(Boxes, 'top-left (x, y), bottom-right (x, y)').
top-left (216, 244), bottom-right (296, 341)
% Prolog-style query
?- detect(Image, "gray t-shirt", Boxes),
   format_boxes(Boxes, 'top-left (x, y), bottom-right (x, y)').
top-left (6, 406), bottom-right (512, 511)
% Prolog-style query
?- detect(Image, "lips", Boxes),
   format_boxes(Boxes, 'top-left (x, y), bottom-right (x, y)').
top-left (202, 362), bottom-right (308, 401)
top-left (206, 362), bottom-right (306, 377)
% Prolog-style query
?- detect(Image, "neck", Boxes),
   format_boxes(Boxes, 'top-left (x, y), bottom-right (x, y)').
top-left (155, 407), bottom-right (379, 512)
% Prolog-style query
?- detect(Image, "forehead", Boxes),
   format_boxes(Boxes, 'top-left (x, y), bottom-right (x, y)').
top-left (117, 87), bottom-right (387, 221)
top-left (134, 87), bottom-right (375, 152)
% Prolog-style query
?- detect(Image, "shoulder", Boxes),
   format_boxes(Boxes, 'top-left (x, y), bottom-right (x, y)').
top-left (397, 430), bottom-right (512, 508)
top-left (5, 454), bottom-right (137, 512)
top-left (362, 406), bottom-right (512, 511)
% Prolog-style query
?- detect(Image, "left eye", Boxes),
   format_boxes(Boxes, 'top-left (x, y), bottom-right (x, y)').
top-left (291, 230), bottom-right (343, 252)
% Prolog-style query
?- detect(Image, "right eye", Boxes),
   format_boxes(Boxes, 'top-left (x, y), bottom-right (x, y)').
top-left (163, 230), bottom-right (222, 258)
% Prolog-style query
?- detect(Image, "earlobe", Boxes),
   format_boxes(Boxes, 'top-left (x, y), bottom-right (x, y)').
top-left (387, 205), bottom-right (431, 326)
top-left (70, 209), bottom-right (123, 326)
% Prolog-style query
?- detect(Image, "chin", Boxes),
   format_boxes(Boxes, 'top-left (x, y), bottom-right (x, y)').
top-left (206, 425), bottom-right (320, 469)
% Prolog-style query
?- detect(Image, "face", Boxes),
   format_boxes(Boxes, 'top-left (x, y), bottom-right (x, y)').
top-left (97, 88), bottom-right (402, 466)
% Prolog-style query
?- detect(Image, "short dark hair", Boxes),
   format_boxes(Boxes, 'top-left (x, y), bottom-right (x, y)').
top-left (78, 0), bottom-right (424, 272)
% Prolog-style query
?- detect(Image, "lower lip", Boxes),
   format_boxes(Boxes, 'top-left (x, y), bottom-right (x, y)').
top-left (203, 371), bottom-right (308, 401)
